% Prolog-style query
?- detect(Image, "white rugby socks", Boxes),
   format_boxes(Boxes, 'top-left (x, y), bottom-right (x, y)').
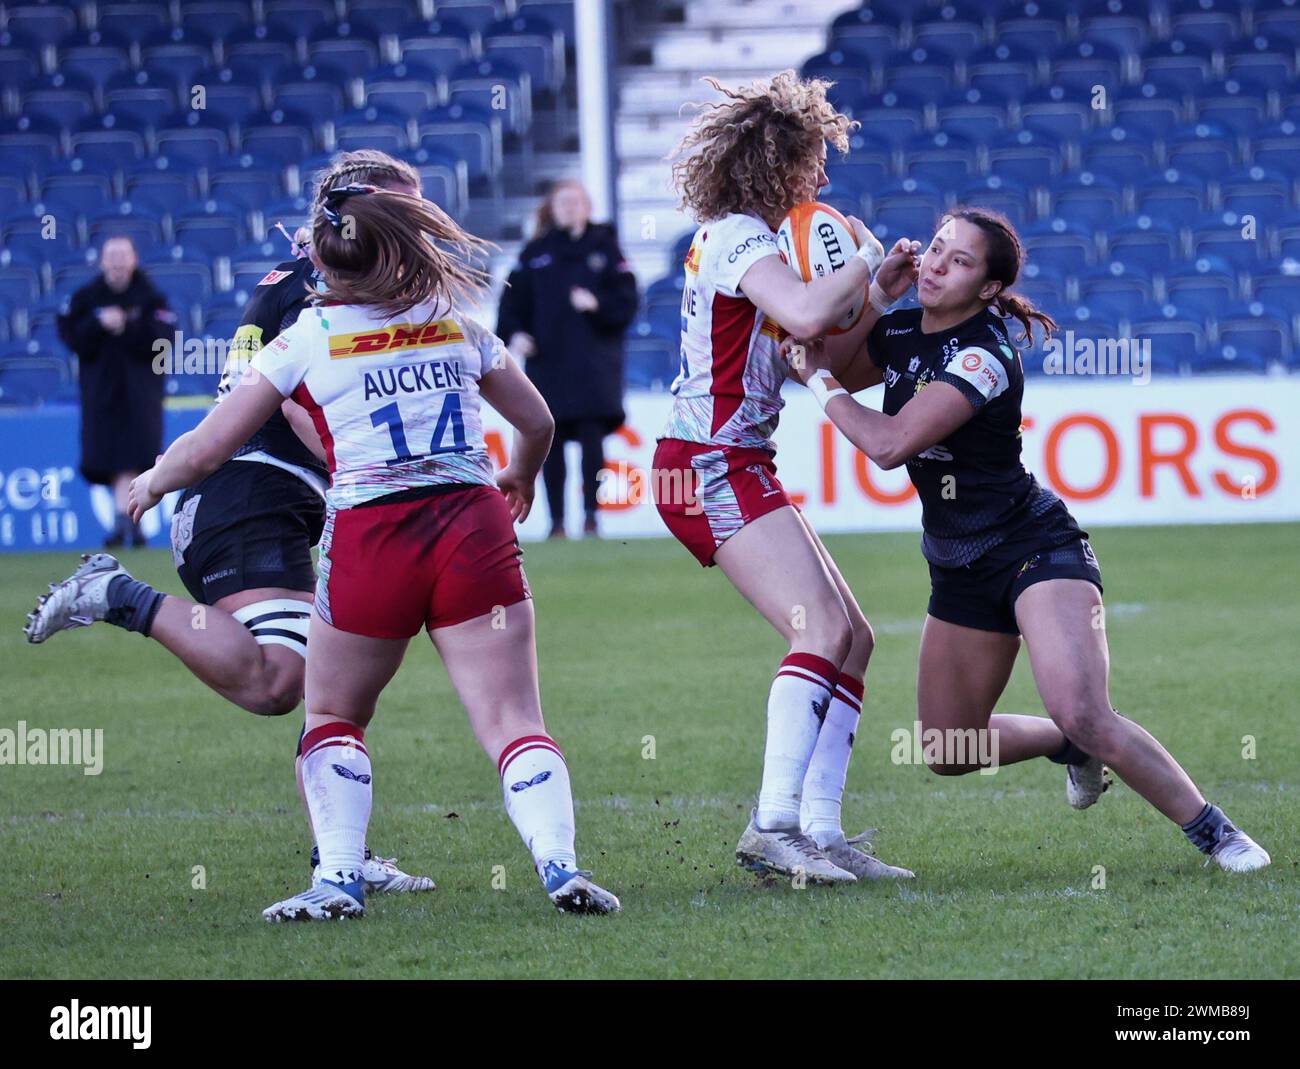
top-left (498, 734), bottom-right (578, 874)
top-left (756, 653), bottom-right (837, 830)
top-left (300, 722), bottom-right (371, 892)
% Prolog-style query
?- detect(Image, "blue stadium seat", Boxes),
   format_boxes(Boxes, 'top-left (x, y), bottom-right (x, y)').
top-left (0, 358), bottom-right (66, 406)
top-left (173, 201), bottom-right (247, 257)
top-left (1139, 38), bottom-right (1214, 95)
top-left (904, 130), bottom-right (977, 187)
top-left (670, 230), bottom-right (695, 270)
top-left (1019, 84), bottom-right (1095, 143)
top-left (988, 128), bottom-right (1064, 188)
top-left (643, 275), bottom-right (682, 319)
top-left (1081, 126), bottom-right (1154, 183)
top-left (1195, 77), bottom-right (1271, 134)
top-left (1190, 212), bottom-right (1266, 269)
top-left (1050, 41), bottom-right (1124, 94)
top-left (0, 115), bottom-right (62, 170)
top-left (1134, 169), bottom-right (1207, 226)
top-left (48, 251), bottom-right (101, 301)
top-left (307, 24), bottom-right (381, 81)
top-left (870, 179), bottom-right (946, 242)
top-left (1250, 120), bottom-right (1300, 177)
top-left (1131, 305), bottom-right (1207, 366)
top-left (261, 197), bottom-right (312, 239)
top-left (417, 102), bottom-right (501, 182)
top-left (1254, 5), bottom-right (1300, 45)
top-left (334, 105), bottom-right (412, 154)
top-left (1193, 345), bottom-right (1270, 374)
top-left (484, 15), bottom-right (565, 96)
top-left (845, 89), bottom-right (926, 145)
top-left (141, 27), bottom-right (218, 90)
top-left (1225, 35), bottom-right (1295, 91)
top-left (407, 147), bottom-right (470, 217)
top-left (1112, 83), bottom-right (1185, 139)
top-left (1023, 217), bottom-right (1097, 277)
top-left (56, 30), bottom-right (132, 92)
top-left (143, 248), bottom-right (214, 306)
top-left (0, 29), bottom-right (40, 90)
top-left (1079, 261), bottom-right (1155, 324)
top-left (39, 166), bottom-right (115, 221)
top-left (1014, 260), bottom-right (1068, 313)
top-left (1050, 172), bottom-right (1124, 232)
top-left (268, 64), bottom-right (351, 119)
top-left (1214, 301), bottom-right (1291, 367)
top-left (263, 0), bottom-right (337, 38)
top-left (155, 111), bottom-right (233, 169)
top-left (1164, 255), bottom-right (1237, 319)
top-left (104, 69), bottom-right (179, 128)
top-left (192, 66), bottom-right (265, 125)
top-left (396, 17), bottom-right (475, 77)
top-left (1163, 122), bottom-right (1237, 178)
top-left (350, 1), bottom-right (425, 38)
top-left (96, 2), bottom-right (172, 46)
top-left (365, 63), bottom-right (445, 118)
top-left (125, 156), bottom-right (204, 217)
top-left (936, 86), bottom-right (1012, 145)
top-left (825, 144), bottom-right (891, 204)
top-left (1250, 259), bottom-right (1300, 307)
top-left (801, 49), bottom-right (873, 110)
top-left (449, 58), bottom-right (531, 137)
top-left (239, 108), bottom-right (318, 164)
top-left (624, 322), bottom-right (679, 391)
top-left (1219, 167), bottom-right (1290, 220)
top-left (994, 6), bottom-right (1065, 57)
top-left (956, 175), bottom-right (1032, 228)
top-left (828, 15), bottom-right (900, 67)
top-left (0, 171), bottom-right (28, 216)
top-left (882, 45), bottom-right (957, 103)
top-left (1078, 0), bottom-right (1149, 55)
top-left (1107, 217), bottom-right (1180, 274)
top-left (224, 25), bottom-right (300, 79)
top-left (5, 4), bottom-right (77, 48)
top-left (1168, 0), bottom-right (1241, 49)
top-left (518, 1), bottom-right (576, 46)
top-left (1277, 212), bottom-right (1300, 260)
top-left (3, 210), bottom-right (80, 261)
top-left (912, 13), bottom-right (983, 60)
top-left (210, 159), bottom-right (286, 210)
top-left (20, 72), bottom-right (97, 130)
top-left (179, 2), bottom-right (257, 42)
top-left (0, 264), bottom-right (41, 307)
top-left (435, 1), bottom-right (508, 36)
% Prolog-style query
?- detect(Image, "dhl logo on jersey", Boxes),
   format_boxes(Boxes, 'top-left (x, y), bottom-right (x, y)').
top-left (329, 320), bottom-right (465, 359)
top-left (684, 239), bottom-right (701, 276)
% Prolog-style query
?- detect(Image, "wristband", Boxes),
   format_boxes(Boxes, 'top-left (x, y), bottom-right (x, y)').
top-left (807, 369), bottom-right (848, 410)
top-left (854, 240), bottom-right (884, 274)
top-left (868, 279), bottom-right (894, 314)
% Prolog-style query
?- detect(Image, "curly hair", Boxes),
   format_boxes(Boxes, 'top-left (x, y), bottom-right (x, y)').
top-left (669, 70), bottom-right (858, 225)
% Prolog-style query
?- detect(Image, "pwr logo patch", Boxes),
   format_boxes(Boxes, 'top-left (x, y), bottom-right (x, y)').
top-left (328, 320), bottom-right (466, 359)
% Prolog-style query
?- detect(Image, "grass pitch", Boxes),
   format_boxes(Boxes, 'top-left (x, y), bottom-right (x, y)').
top-left (1, 524), bottom-right (1296, 979)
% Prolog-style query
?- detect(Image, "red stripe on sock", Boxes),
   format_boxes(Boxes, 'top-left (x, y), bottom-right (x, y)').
top-left (779, 652), bottom-right (838, 690)
top-left (776, 667), bottom-right (835, 692)
top-left (498, 734), bottom-right (564, 776)
top-left (834, 671), bottom-right (865, 709)
top-left (301, 722), bottom-right (366, 758)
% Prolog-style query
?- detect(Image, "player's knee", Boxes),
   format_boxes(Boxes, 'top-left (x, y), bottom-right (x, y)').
top-left (846, 616), bottom-right (875, 671)
top-left (1048, 696), bottom-right (1112, 752)
top-left (801, 605), bottom-right (853, 666)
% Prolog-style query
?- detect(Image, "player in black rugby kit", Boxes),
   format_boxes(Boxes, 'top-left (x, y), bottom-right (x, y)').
top-left (792, 207), bottom-right (1269, 873)
top-left (26, 151), bottom-right (436, 893)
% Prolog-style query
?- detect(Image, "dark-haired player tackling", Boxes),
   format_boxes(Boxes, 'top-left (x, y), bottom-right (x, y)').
top-left (25, 152), bottom-right (436, 894)
top-left (791, 207), bottom-right (1269, 873)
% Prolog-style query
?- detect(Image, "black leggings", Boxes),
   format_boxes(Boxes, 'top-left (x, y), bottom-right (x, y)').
top-left (543, 419), bottom-right (607, 527)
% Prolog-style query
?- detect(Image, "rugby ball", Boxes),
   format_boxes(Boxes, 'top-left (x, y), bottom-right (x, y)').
top-left (776, 202), bottom-right (865, 335)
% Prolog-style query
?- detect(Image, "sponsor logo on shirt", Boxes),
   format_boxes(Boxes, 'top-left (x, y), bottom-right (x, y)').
top-left (908, 356), bottom-right (921, 373)
top-left (328, 320), bottom-right (465, 359)
top-left (684, 239), bottom-right (701, 275)
top-left (257, 269), bottom-right (293, 286)
top-left (885, 326), bottom-right (913, 336)
top-left (884, 367), bottom-right (901, 387)
top-left (727, 233), bottom-right (776, 263)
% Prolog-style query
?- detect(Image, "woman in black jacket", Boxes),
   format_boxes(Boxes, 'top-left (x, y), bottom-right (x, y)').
top-left (58, 236), bottom-right (176, 547)
top-left (497, 180), bottom-right (638, 538)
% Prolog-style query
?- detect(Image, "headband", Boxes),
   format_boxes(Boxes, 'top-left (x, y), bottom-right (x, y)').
top-left (321, 184), bottom-right (380, 230)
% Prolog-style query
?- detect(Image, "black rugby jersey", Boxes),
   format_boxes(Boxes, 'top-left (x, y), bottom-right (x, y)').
top-left (214, 257), bottom-right (328, 482)
top-left (866, 306), bottom-right (1077, 567)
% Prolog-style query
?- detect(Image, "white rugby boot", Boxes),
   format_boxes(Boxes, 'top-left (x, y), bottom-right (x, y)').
top-left (1066, 753), bottom-right (1109, 810)
top-left (1209, 828), bottom-right (1271, 873)
top-left (23, 553), bottom-right (127, 644)
top-left (313, 853), bottom-right (436, 894)
top-left (735, 810), bottom-right (856, 884)
top-left (263, 880), bottom-right (364, 922)
top-left (820, 829), bottom-right (916, 880)
top-left (540, 861), bottom-right (621, 915)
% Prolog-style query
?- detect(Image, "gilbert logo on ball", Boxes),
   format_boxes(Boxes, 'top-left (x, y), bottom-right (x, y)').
top-left (776, 202), bottom-right (866, 335)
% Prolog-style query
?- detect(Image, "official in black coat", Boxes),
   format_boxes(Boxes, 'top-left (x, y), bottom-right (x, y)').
top-left (58, 236), bottom-right (175, 547)
top-left (496, 180), bottom-right (639, 538)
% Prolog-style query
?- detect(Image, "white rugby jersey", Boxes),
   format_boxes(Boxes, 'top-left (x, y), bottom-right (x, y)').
top-left (661, 213), bottom-right (788, 452)
top-left (251, 299), bottom-right (499, 509)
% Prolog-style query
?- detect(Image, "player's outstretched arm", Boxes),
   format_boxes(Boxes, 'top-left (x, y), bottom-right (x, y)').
top-left (128, 371), bottom-right (286, 520)
top-left (479, 348), bottom-right (556, 523)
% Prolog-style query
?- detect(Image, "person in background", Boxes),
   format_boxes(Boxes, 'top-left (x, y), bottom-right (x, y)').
top-left (58, 236), bottom-right (175, 547)
top-left (496, 179), bottom-right (638, 538)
